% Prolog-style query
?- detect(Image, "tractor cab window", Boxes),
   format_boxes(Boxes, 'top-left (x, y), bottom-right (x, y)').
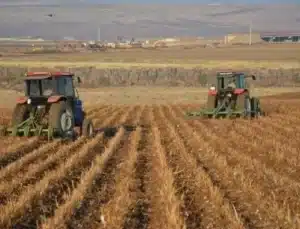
top-left (65, 77), bottom-right (74, 97)
top-left (224, 77), bottom-right (234, 88)
top-left (57, 76), bottom-right (75, 97)
top-left (41, 78), bottom-right (54, 96)
top-left (218, 76), bottom-right (235, 89)
top-left (236, 74), bottom-right (245, 88)
top-left (28, 80), bottom-right (41, 96)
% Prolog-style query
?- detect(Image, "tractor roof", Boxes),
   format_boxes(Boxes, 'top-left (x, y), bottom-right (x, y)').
top-left (25, 71), bottom-right (74, 80)
top-left (217, 72), bottom-right (244, 78)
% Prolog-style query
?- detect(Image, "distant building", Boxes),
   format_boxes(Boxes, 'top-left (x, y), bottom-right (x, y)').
top-left (224, 32), bottom-right (262, 44)
top-left (260, 31), bottom-right (300, 43)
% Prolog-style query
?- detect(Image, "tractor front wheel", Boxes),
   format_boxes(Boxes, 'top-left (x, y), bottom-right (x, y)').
top-left (49, 101), bottom-right (74, 138)
top-left (81, 119), bottom-right (94, 138)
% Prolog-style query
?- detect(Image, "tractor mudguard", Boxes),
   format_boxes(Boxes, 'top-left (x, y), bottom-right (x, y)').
top-left (16, 96), bottom-right (28, 104)
top-left (208, 90), bottom-right (217, 96)
top-left (74, 99), bottom-right (84, 126)
top-left (233, 89), bottom-right (245, 95)
top-left (47, 95), bottom-right (66, 103)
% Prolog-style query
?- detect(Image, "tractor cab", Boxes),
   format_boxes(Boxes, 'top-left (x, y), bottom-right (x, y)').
top-left (22, 72), bottom-right (80, 103)
top-left (211, 72), bottom-right (254, 92)
top-left (216, 72), bottom-right (247, 90)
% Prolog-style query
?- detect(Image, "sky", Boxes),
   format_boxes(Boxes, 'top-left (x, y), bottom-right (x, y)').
top-left (0, 2), bottom-right (299, 40)
top-left (1, 0), bottom-right (299, 4)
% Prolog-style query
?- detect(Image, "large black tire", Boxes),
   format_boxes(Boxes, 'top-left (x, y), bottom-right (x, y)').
top-left (11, 104), bottom-right (30, 126)
top-left (236, 93), bottom-right (251, 118)
top-left (82, 119), bottom-right (94, 138)
top-left (48, 101), bottom-right (74, 137)
top-left (251, 97), bottom-right (264, 117)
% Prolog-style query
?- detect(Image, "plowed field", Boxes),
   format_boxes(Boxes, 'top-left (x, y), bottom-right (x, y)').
top-left (0, 93), bottom-right (300, 229)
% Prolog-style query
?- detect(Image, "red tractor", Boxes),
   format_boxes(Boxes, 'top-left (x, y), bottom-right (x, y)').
top-left (0, 71), bottom-right (94, 140)
top-left (186, 71), bottom-right (265, 118)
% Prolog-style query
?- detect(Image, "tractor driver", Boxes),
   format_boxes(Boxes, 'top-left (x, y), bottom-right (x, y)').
top-left (227, 79), bottom-right (236, 89)
top-left (42, 78), bottom-right (54, 96)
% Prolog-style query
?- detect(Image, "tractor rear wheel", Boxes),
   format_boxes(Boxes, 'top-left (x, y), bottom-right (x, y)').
top-left (49, 101), bottom-right (74, 137)
top-left (236, 93), bottom-right (251, 118)
top-left (251, 97), bottom-right (264, 117)
top-left (82, 119), bottom-right (94, 138)
top-left (11, 104), bottom-right (30, 126)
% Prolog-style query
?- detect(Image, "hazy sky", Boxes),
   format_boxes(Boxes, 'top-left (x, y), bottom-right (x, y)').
top-left (0, 2), bottom-right (299, 40)
top-left (0, 0), bottom-right (299, 4)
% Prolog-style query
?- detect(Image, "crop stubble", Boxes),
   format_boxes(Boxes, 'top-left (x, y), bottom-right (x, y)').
top-left (0, 94), bottom-right (299, 228)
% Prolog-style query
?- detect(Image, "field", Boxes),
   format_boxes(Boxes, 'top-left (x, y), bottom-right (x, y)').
top-left (1, 43), bottom-right (300, 89)
top-left (0, 41), bottom-right (300, 228)
top-left (0, 90), bottom-right (300, 229)
top-left (1, 43), bottom-right (300, 69)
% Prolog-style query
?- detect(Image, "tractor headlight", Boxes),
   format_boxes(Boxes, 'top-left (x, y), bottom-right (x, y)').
top-left (210, 86), bottom-right (216, 91)
top-left (27, 98), bottom-right (32, 104)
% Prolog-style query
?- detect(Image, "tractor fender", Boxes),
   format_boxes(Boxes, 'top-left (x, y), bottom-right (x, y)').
top-left (233, 89), bottom-right (247, 95)
top-left (47, 95), bottom-right (66, 103)
top-left (208, 90), bottom-right (217, 96)
top-left (74, 99), bottom-right (84, 126)
top-left (16, 96), bottom-right (28, 104)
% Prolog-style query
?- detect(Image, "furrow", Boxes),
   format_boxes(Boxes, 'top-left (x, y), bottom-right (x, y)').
top-left (176, 106), bottom-right (300, 215)
top-left (40, 127), bottom-right (126, 229)
top-left (60, 105), bottom-right (139, 229)
top-left (0, 140), bottom-right (61, 182)
top-left (122, 105), bottom-right (152, 229)
top-left (147, 110), bottom-right (186, 229)
top-left (164, 105), bottom-right (299, 229)
top-left (0, 137), bottom-right (87, 205)
top-left (86, 105), bottom-right (110, 117)
top-left (0, 137), bottom-right (42, 168)
top-left (94, 106), bottom-right (129, 128)
top-left (0, 133), bottom-right (105, 229)
top-left (178, 106), bottom-right (300, 181)
top-left (155, 105), bottom-right (245, 229)
top-left (97, 126), bottom-right (142, 229)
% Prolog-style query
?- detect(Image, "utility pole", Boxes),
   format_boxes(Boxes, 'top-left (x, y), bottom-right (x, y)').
top-left (249, 21), bottom-right (252, 45)
top-left (97, 27), bottom-right (101, 41)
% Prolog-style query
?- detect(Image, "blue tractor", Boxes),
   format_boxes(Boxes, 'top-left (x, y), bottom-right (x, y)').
top-left (0, 71), bottom-right (94, 140)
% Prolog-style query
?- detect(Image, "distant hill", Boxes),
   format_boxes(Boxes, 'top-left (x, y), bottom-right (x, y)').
top-left (0, 4), bottom-right (299, 40)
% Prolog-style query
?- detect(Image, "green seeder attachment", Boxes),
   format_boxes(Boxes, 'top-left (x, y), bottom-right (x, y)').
top-left (186, 96), bottom-right (264, 119)
top-left (0, 112), bottom-right (54, 140)
top-left (186, 109), bottom-right (246, 119)
top-left (186, 100), bottom-right (247, 119)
